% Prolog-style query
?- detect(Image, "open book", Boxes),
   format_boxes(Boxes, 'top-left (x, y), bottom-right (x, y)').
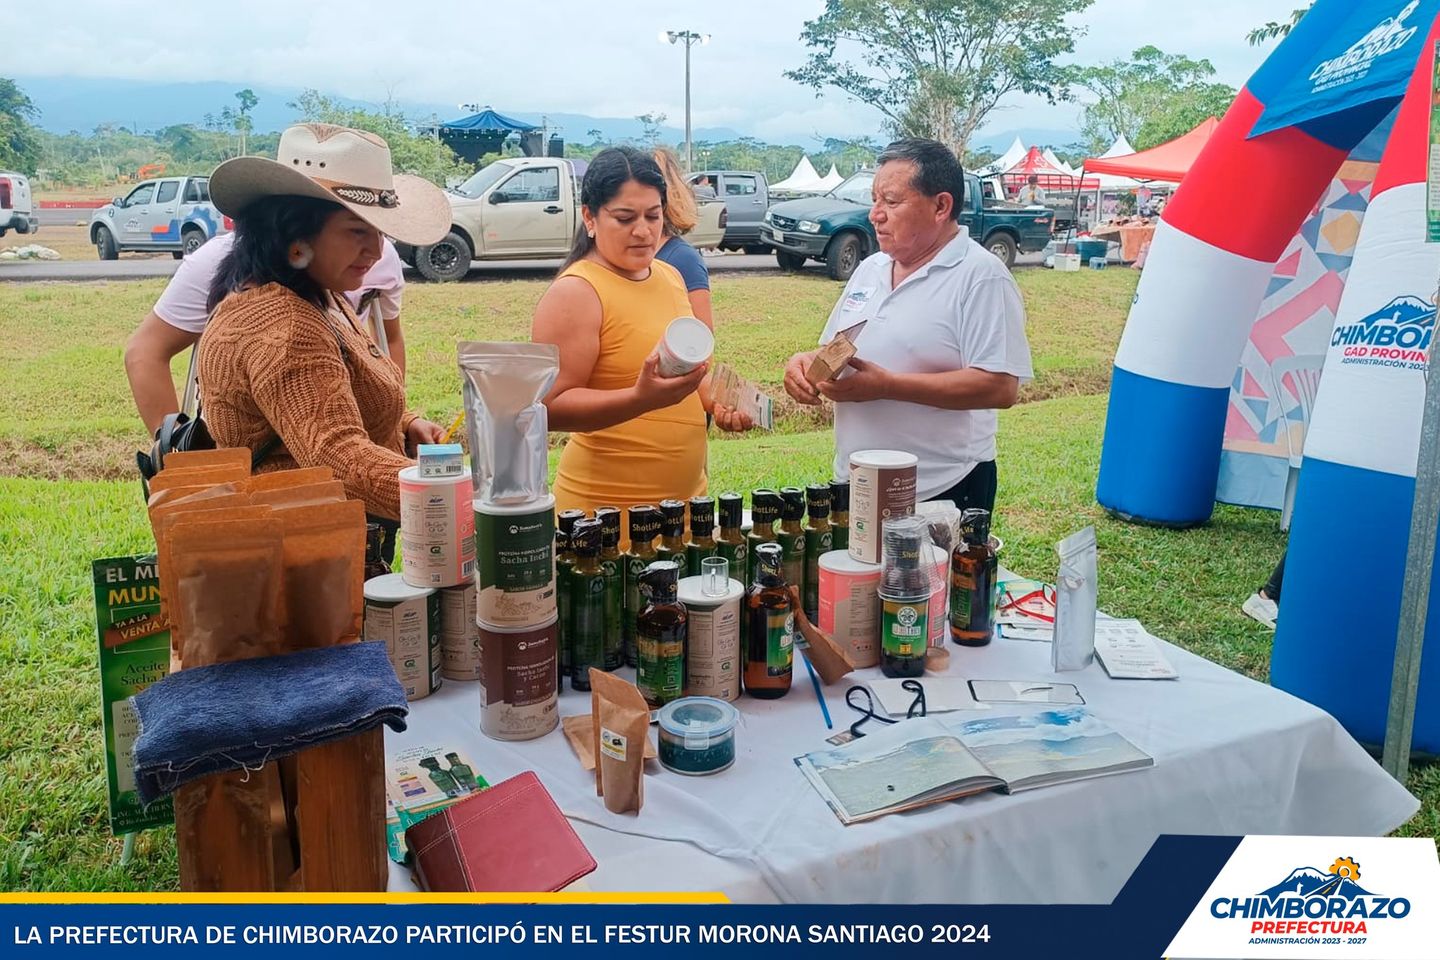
top-left (794, 707), bottom-right (1152, 825)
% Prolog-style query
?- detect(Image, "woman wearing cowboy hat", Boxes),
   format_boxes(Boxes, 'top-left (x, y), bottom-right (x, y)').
top-left (198, 123), bottom-right (450, 520)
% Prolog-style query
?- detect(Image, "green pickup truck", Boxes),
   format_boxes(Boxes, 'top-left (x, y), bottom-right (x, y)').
top-left (763, 170), bottom-right (1054, 279)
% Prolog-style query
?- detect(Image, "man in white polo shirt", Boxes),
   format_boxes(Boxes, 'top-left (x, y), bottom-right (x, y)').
top-left (783, 138), bottom-right (1032, 513)
top-left (123, 231), bottom-right (407, 435)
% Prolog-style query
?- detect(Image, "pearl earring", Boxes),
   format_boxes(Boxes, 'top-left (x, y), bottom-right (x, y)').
top-left (288, 241), bottom-right (313, 270)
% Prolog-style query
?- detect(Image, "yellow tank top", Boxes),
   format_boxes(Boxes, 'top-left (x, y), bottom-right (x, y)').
top-left (552, 258), bottom-right (708, 519)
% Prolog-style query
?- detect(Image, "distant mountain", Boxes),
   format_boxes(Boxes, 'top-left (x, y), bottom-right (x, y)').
top-left (19, 75), bottom-right (742, 145)
top-left (1259, 867), bottom-right (1332, 899)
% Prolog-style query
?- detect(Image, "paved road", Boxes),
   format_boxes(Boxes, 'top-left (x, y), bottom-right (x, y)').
top-left (1, 250), bottom-right (1044, 283)
top-left (36, 208), bottom-right (93, 226)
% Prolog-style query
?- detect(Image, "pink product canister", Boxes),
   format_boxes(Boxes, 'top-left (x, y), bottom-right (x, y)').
top-left (399, 466), bottom-right (476, 589)
top-left (817, 550), bottom-right (882, 668)
top-left (927, 544), bottom-right (948, 650)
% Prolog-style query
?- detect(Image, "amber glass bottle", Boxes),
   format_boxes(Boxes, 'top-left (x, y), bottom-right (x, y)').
top-left (879, 516), bottom-right (930, 678)
top-left (636, 561), bottom-right (687, 709)
top-left (744, 542), bottom-right (793, 699)
top-left (949, 509), bottom-right (997, 647)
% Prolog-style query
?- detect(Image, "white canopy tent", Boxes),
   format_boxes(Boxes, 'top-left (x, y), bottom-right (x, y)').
top-left (1042, 148), bottom-right (1078, 177)
top-left (817, 164), bottom-right (844, 191)
top-left (977, 136), bottom-right (1027, 176)
top-left (1083, 135), bottom-right (1146, 190)
top-left (770, 155), bottom-right (826, 193)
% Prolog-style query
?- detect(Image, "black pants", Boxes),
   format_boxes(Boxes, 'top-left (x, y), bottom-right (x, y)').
top-left (926, 461), bottom-right (998, 515)
top-left (1263, 553), bottom-right (1286, 603)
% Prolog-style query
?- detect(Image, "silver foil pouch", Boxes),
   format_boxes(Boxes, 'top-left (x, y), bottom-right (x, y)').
top-left (1052, 525), bottom-right (1097, 672)
top-left (458, 341), bottom-right (560, 505)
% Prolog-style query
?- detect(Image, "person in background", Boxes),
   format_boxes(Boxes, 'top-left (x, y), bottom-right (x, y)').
top-left (197, 123), bottom-right (450, 520)
top-left (692, 174), bottom-right (717, 199)
top-left (531, 146), bottom-right (747, 522)
top-left (783, 138), bottom-right (1032, 515)
top-left (124, 232), bottom-right (407, 436)
top-left (652, 148), bottom-right (712, 325)
top-left (1017, 175), bottom-right (1046, 206)
top-left (1243, 554), bottom-right (1285, 630)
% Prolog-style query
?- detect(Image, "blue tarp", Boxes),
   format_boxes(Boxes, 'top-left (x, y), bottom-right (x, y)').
top-left (1248, 0), bottom-right (1440, 146)
top-left (440, 108), bottom-right (537, 132)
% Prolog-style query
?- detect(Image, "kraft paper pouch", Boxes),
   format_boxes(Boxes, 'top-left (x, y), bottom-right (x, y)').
top-left (161, 448), bottom-right (252, 473)
top-left (250, 481), bottom-right (346, 511)
top-left (146, 481), bottom-right (245, 514)
top-left (562, 714), bottom-right (657, 772)
top-left (147, 465), bottom-right (250, 498)
top-left (152, 496), bottom-right (263, 661)
top-left (458, 341), bottom-right (559, 504)
top-left (788, 586), bottom-right (856, 684)
top-left (168, 518), bottom-right (285, 668)
top-left (279, 499), bottom-right (367, 648)
top-left (246, 466), bottom-right (335, 493)
top-left (1052, 526), bottom-right (1097, 673)
top-left (589, 669), bottom-right (648, 814)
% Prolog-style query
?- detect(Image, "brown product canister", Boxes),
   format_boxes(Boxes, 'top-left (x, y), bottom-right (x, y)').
top-left (477, 615), bottom-right (560, 741)
top-left (817, 550), bottom-right (882, 668)
top-left (848, 450), bottom-right (918, 565)
top-left (363, 573), bottom-right (442, 701)
top-left (438, 582), bottom-right (481, 681)
top-left (474, 494), bottom-right (557, 626)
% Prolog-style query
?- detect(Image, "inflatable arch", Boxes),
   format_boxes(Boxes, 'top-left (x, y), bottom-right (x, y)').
top-left (1096, 0), bottom-right (1440, 750)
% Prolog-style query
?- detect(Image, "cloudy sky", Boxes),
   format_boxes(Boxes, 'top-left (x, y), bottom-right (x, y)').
top-left (19, 0), bottom-right (1310, 141)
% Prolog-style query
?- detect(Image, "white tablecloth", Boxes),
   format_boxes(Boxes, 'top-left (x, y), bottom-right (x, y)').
top-left (386, 632), bottom-right (1418, 903)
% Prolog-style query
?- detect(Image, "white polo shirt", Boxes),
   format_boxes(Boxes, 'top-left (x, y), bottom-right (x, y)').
top-left (819, 227), bottom-right (1033, 500)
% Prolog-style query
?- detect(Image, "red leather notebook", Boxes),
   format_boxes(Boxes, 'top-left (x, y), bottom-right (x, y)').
top-left (404, 771), bottom-right (597, 892)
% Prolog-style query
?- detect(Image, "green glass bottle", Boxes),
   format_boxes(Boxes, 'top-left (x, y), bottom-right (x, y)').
top-left (744, 542), bottom-right (793, 700)
top-left (715, 492), bottom-right (748, 576)
top-left (746, 489), bottom-right (780, 586)
top-left (778, 487), bottom-right (806, 593)
top-left (685, 495), bottom-right (717, 572)
top-left (444, 752), bottom-right (480, 792)
top-left (555, 509), bottom-right (584, 690)
top-left (830, 479), bottom-right (850, 553)
top-left (879, 517), bottom-right (930, 679)
top-left (623, 505), bottom-right (660, 669)
top-left (568, 518), bottom-right (606, 691)
top-left (803, 484), bottom-right (833, 622)
top-left (635, 561), bottom-right (687, 709)
top-left (655, 499), bottom-right (689, 579)
top-left (596, 507), bottom-right (623, 671)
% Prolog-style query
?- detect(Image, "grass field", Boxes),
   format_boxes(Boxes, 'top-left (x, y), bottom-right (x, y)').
top-left (0, 267), bottom-right (1433, 891)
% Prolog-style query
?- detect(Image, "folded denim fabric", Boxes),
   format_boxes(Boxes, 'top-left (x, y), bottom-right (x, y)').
top-left (131, 640), bottom-right (408, 804)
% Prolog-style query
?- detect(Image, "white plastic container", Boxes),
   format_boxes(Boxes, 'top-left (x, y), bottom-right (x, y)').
top-left (848, 449), bottom-right (918, 565)
top-left (363, 573), bottom-right (441, 701)
top-left (655, 316), bottom-right (715, 377)
top-left (399, 465), bottom-right (475, 589)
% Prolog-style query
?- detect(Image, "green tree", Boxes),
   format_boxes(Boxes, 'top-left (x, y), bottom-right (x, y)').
top-left (635, 112), bottom-right (668, 148)
top-left (287, 89), bottom-right (470, 186)
top-left (1248, 5), bottom-right (1311, 46)
top-left (0, 78), bottom-right (43, 175)
top-left (1069, 46), bottom-right (1235, 153)
top-left (233, 88), bottom-right (258, 156)
top-left (786, 0), bottom-right (1093, 156)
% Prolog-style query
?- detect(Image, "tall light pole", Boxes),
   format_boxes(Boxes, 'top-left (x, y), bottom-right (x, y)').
top-left (659, 29), bottom-right (710, 172)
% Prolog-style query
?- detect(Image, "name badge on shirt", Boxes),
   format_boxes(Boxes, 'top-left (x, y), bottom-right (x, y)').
top-left (841, 286), bottom-right (875, 312)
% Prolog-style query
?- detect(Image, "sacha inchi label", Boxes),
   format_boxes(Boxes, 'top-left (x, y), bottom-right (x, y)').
top-left (476, 507), bottom-right (556, 625)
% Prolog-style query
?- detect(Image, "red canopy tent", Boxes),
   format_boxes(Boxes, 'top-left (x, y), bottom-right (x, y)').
top-left (1083, 117), bottom-right (1220, 183)
top-left (1002, 146), bottom-right (1099, 191)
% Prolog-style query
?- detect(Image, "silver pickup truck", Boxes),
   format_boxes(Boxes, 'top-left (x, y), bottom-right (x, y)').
top-left (0, 172), bottom-right (38, 238)
top-left (89, 176), bottom-right (229, 259)
top-left (397, 156), bottom-right (726, 282)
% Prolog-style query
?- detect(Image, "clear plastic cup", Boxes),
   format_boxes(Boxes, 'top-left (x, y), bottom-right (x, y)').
top-left (701, 556), bottom-right (729, 597)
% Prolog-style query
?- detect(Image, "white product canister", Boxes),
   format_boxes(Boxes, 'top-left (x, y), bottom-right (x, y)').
top-left (363, 573), bottom-right (442, 701)
top-left (655, 315), bottom-right (715, 377)
top-left (477, 615), bottom-right (559, 741)
top-left (399, 466), bottom-right (476, 589)
top-left (474, 494), bottom-right (557, 626)
top-left (438, 582), bottom-right (481, 681)
top-left (848, 450), bottom-right (918, 565)
top-left (678, 569), bottom-right (745, 702)
top-left (817, 550), bottom-right (882, 668)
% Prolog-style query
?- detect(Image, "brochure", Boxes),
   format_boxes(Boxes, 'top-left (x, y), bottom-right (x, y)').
top-left (795, 707), bottom-right (1152, 825)
top-left (1092, 619), bottom-right (1180, 680)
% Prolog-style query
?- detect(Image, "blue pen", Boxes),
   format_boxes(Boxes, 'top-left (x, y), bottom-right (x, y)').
top-left (803, 654), bottom-right (833, 729)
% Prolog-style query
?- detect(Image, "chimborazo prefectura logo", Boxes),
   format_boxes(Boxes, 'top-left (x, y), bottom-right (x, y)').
top-left (1331, 295), bottom-right (1434, 371)
top-left (1210, 855), bottom-right (1411, 944)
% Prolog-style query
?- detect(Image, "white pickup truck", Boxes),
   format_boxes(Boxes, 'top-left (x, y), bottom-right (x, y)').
top-left (397, 156), bottom-right (726, 282)
top-left (0, 172), bottom-right (38, 238)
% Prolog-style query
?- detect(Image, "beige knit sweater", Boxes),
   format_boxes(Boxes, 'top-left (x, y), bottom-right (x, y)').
top-left (197, 283), bottom-right (417, 519)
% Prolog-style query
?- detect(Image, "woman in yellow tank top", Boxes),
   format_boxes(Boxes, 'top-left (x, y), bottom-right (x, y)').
top-left (532, 147), bottom-right (748, 520)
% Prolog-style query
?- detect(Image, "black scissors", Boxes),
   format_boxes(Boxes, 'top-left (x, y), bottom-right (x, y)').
top-left (845, 680), bottom-right (926, 739)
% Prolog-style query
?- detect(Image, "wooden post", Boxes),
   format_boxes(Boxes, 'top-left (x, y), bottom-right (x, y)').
top-left (174, 766), bottom-right (284, 891)
top-left (295, 729), bottom-right (388, 891)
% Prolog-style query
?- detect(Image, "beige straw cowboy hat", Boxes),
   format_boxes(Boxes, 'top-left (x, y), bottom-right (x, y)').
top-left (209, 123), bottom-right (450, 246)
